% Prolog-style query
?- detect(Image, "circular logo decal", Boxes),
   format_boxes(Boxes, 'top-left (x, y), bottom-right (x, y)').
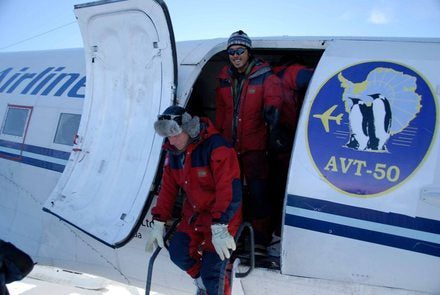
top-left (307, 62), bottom-right (437, 196)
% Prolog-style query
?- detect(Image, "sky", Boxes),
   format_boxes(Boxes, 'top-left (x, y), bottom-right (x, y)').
top-left (0, 0), bottom-right (440, 52)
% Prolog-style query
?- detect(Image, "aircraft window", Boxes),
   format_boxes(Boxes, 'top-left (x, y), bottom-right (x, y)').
top-left (1, 106), bottom-right (30, 137)
top-left (54, 113), bottom-right (81, 146)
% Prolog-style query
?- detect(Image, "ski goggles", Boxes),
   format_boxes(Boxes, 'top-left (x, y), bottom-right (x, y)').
top-left (227, 47), bottom-right (247, 56)
top-left (157, 114), bottom-right (183, 125)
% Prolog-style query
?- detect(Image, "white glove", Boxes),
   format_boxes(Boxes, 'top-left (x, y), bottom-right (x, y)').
top-left (211, 224), bottom-right (236, 261)
top-left (145, 220), bottom-right (165, 252)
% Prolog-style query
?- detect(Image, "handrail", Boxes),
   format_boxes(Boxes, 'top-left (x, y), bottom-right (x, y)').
top-left (234, 222), bottom-right (255, 278)
top-left (145, 219), bottom-right (179, 295)
top-left (218, 222), bottom-right (255, 295)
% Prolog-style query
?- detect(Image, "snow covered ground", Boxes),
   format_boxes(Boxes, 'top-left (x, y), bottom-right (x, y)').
top-left (6, 265), bottom-right (154, 295)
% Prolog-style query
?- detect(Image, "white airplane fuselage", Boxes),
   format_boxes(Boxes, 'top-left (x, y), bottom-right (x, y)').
top-left (1, 1), bottom-right (440, 294)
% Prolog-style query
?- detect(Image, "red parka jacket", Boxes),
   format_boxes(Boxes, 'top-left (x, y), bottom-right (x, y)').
top-left (215, 59), bottom-right (283, 153)
top-left (273, 64), bottom-right (314, 133)
top-left (152, 118), bottom-right (242, 231)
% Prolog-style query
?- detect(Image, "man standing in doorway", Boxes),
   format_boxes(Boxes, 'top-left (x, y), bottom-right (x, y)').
top-left (215, 30), bottom-right (283, 254)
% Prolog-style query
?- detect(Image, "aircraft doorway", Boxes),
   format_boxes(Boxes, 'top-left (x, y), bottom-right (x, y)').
top-left (186, 47), bottom-right (324, 268)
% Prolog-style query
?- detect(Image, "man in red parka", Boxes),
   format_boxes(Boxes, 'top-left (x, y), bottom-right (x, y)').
top-left (215, 30), bottom-right (283, 253)
top-left (274, 62), bottom-right (314, 139)
top-left (268, 63), bottom-right (314, 254)
top-left (146, 106), bottom-right (242, 295)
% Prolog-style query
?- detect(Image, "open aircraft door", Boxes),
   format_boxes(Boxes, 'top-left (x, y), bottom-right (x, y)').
top-left (44, 0), bottom-right (177, 247)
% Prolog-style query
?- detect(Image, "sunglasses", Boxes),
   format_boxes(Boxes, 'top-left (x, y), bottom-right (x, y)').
top-left (158, 114), bottom-right (182, 125)
top-left (227, 47), bottom-right (247, 56)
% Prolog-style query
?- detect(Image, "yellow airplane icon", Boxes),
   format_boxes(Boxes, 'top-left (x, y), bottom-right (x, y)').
top-left (313, 104), bottom-right (343, 132)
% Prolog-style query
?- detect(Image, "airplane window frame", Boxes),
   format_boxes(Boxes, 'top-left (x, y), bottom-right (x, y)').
top-left (1, 105), bottom-right (33, 138)
top-left (53, 113), bottom-right (81, 146)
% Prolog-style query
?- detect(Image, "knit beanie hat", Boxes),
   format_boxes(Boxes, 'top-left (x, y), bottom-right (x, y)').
top-left (227, 30), bottom-right (252, 49)
top-left (154, 106), bottom-right (200, 138)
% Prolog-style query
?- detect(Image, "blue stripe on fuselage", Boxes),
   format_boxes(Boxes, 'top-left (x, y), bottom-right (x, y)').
top-left (0, 139), bottom-right (70, 159)
top-left (0, 139), bottom-right (69, 172)
top-left (285, 194), bottom-right (440, 257)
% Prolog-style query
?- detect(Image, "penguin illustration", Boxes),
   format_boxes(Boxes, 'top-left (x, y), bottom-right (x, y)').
top-left (370, 93), bottom-right (392, 151)
top-left (346, 98), bottom-right (372, 150)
